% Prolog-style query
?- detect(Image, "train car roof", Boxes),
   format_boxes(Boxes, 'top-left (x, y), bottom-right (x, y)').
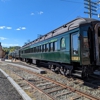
top-left (22, 17), bottom-right (100, 48)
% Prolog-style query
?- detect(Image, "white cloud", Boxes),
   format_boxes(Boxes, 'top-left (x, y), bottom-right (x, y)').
top-left (6, 27), bottom-right (12, 29)
top-left (38, 11), bottom-right (43, 15)
top-left (16, 28), bottom-right (21, 31)
top-left (31, 13), bottom-right (34, 15)
top-left (0, 26), bottom-right (5, 29)
top-left (2, 43), bottom-right (19, 47)
top-left (21, 27), bottom-right (26, 30)
top-left (16, 27), bottom-right (26, 30)
top-left (0, 26), bottom-right (12, 30)
top-left (0, 37), bottom-right (7, 40)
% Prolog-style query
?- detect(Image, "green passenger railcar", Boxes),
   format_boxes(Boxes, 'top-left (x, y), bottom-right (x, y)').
top-left (19, 17), bottom-right (100, 78)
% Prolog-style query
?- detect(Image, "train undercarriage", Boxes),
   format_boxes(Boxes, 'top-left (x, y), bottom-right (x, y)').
top-left (20, 57), bottom-right (100, 78)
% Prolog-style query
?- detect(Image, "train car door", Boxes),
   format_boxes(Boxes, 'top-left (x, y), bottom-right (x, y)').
top-left (81, 30), bottom-right (90, 65)
top-left (71, 32), bottom-right (80, 62)
top-left (95, 23), bottom-right (100, 65)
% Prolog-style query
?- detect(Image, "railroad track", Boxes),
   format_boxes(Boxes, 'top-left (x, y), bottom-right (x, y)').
top-left (1, 62), bottom-right (99, 100)
top-left (6, 61), bottom-right (100, 99)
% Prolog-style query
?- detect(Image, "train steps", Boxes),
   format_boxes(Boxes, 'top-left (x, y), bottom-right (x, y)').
top-left (72, 70), bottom-right (82, 77)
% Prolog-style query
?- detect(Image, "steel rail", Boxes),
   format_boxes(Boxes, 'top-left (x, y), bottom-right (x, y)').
top-left (18, 67), bottom-right (99, 100)
top-left (7, 62), bottom-right (100, 100)
top-left (12, 71), bottom-right (56, 100)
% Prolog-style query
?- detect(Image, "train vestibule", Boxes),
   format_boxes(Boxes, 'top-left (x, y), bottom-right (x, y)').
top-left (95, 23), bottom-right (100, 66)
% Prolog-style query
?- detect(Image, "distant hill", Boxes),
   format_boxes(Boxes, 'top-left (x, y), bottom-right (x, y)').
top-left (3, 46), bottom-right (21, 54)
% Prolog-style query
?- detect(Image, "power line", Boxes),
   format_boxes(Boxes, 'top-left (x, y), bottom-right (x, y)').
top-left (84, 0), bottom-right (98, 18)
top-left (61, 0), bottom-right (83, 4)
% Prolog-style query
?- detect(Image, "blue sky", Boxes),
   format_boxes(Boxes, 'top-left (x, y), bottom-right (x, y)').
top-left (0, 0), bottom-right (100, 47)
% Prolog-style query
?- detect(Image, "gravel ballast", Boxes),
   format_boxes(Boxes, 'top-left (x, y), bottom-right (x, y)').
top-left (0, 70), bottom-right (23, 100)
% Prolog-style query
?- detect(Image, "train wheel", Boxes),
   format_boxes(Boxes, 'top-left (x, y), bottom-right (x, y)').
top-left (82, 71), bottom-right (89, 79)
top-left (82, 66), bottom-right (89, 79)
top-left (48, 64), bottom-right (51, 69)
top-left (59, 66), bottom-right (64, 75)
top-left (50, 65), bottom-right (55, 72)
top-left (64, 69), bottom-right (69, 76)
top-left (55, 66), bottom-right (60, 74)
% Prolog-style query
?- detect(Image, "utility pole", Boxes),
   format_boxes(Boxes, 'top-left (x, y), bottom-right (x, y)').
top-left (84, 0), bottom-right (97, 18)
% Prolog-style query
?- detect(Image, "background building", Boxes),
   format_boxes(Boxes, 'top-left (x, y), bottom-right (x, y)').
top-left (0, 42), bottom-right (5, 58)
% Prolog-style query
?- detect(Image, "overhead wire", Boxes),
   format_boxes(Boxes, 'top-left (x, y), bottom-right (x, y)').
top-left (60, 0), bottom-right (85, 20)
top-left (60, 0), bottom-right (83, 4)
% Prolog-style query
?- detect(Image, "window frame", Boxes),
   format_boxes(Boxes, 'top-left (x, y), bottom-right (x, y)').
top-left (60, 37), bottom-right (66, 49)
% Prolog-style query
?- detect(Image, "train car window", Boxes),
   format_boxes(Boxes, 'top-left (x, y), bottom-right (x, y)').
top-left (45, 44), bottom-right (49, 52)
top-left (40, 46), bottom-right (42, 52)
top-left (31, 48), bottom-right (33, 53)
top-left (31, 49), bottom-right (32, 53)
top-left (50, 42), bottom-right (53, 51)
top-left (29, 48), bottom-right (31, 53)
top-left (53, 41), bottom-right (57, 51)
top-left (45, 44), bottom-right (47, 52)
top-left (42, 45), bottom-right (44, 52)
top-left (28, 49), bottom-right (30, 53)
top-left (37, 46), bottom-right (38, 52)
top-left (72, 33), bottom-right (79, 55)
top-left (38, 46), bottom-right (40, 52)
top-left (38, 46), bottom-right (39, 52)
top-left (36, 47), bottom-right (38, 52)
top-left (37, 46), bottom-right (39, 52)
top-left (32, 48), bottom-right (34, 53)
top-left (35, 47), bottom-right (37, 52)
top-left (30, 48), bottom-right (32, 53)
top-left (34, 47), bottom-right (35, 52)
top-left (83, 31), bottom-right (87, 37)
top-left (34, 47), bottom-right (36, 52)
top-left (47, 44), bottom-right (49, 52)
top-left (60, 37), bottom-right (66, 49)
top-left (40, 45), bottom-right (41, 52)
top-left (29, 49), bottom-right (31, 53)
top-left (28, 49), bottom-right (29, 53)
top-left (48, 43), bottom-right (51, 52)
top-left (33, 48), bottom-right (34, 53)
top-left (83, 31), bottom-right (88, 49)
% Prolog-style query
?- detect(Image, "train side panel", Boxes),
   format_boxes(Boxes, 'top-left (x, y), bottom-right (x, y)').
top-left (20, 28), bottom-right (80, 64)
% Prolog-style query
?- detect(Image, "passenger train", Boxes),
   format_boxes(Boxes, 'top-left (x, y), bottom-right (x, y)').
top-left (10, 17), bottom-right (100, 78)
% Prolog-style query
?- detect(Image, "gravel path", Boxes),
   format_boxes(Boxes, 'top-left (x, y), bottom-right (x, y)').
top-left (0, 71), bottom-right (23, 100)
